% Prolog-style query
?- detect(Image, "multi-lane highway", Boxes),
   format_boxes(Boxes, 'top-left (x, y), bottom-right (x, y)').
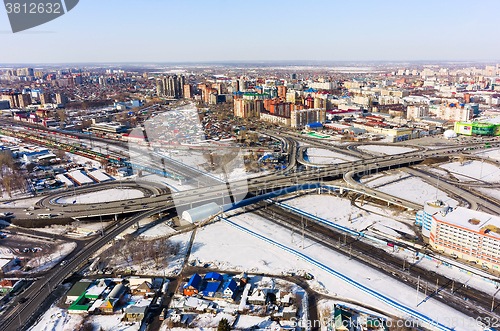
top-left (1, 123), bottom-right (500, 330)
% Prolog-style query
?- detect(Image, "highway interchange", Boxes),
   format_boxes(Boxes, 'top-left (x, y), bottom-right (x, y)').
top-left (1, 124), bottom-right (500, 330)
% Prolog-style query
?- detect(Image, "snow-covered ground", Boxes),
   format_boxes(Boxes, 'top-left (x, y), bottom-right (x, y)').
top-left (138, 221), bottom-right (176, 239)
top-left (357, 145), bottom-right (416, 155)
top-left (475, 148), bottom-right (500, 161)
top-left (107, 231), bottom-right (191, 276)
top-left (0, 196), bottom-right (41, 208)
top-left (361, 172), bottom-right (408, 188)
top-left (192, 214), bottom-right (485, 331)
top-left (26, 242), bottom-right (76, 273)
top-left (438, 161), bottom-right (500, 182)
top-left (28, 306), bottom-right (83, 331)
top-left (56, 188), bottom-right (144, 204)
top-left (283, 195), bottom-right (415, 236)
top-left (374, 176), bottom-right (459, 207)
top-left (29, 306), bottom-right (141, 331)
top-left (304, 148), bottom-right (359, 164)
top-left (65, 152), bottom-right (101, 169)
top-left (475, 187), bottom-right (500, 202)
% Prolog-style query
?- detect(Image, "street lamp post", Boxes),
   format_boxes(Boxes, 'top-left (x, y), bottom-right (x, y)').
top-left (99, 204), bottom-right (104, 236)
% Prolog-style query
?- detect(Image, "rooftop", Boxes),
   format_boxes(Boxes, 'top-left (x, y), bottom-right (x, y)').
top-left (434, 207), bottom-right (500, 238)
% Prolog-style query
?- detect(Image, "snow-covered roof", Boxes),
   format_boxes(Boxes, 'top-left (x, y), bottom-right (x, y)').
top-left (88, 170), bottom-right (112, 182)
top-left (434, 207), bottom-right (500, 238)
top-left (67, 170), bottom-right (94, 185)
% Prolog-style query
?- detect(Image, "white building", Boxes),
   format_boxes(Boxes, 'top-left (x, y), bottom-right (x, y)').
top-left (418, 205), bottom-right (500, 270)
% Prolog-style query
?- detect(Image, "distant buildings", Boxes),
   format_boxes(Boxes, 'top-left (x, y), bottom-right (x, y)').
top-left (291, 108), bottom-right (326, 128)
top-left (1, 92), bottom-right (31, 108)
top-left (156, 75), bottom-right (185, 98)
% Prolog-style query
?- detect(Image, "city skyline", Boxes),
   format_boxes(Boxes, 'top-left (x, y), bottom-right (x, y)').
top-left (1, 0), bottom-right (499, 63)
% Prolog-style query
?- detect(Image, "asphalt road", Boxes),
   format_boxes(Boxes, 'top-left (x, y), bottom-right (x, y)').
top-left (1, 125), bottom-right (500, 330)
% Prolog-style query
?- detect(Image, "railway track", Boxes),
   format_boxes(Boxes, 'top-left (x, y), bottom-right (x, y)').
top-left (247, 200), bottom-right (500, 322)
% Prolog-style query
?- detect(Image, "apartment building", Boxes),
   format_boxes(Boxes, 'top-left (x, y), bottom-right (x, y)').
top-left (290, 108), bottom-right (326, 128)
top-left (418, 204), bottom-right (500, 270)
top-left (429, 104), bottom-right (473, 122)
top-left (407, 105), bottom-right (430, 120)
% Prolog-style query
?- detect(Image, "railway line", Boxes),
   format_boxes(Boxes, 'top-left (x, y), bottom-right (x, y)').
top-left (249, 200), bottom-right (500, 322)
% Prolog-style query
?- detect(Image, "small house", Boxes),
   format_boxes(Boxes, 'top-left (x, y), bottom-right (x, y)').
top-left (66, 281), bottom-right (92, 304)
top-left (183, 274), bottom-right (201, 296)
top-left (247, 288), bottom-right (267, 305)
top-left (124, 305), bottom-right (148, 322)
top-left (0, 279), bottom-right (22, 293)
top-left (133, 281), bottom-right (153, 294)
top-left (277, 290), bottom-right (292, 307)
top-left (222, 278), bottom-right (239, 300)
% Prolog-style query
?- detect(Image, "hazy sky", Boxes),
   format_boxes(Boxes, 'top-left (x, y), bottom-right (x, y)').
top-left (0, 0), bottom-right (498, 64)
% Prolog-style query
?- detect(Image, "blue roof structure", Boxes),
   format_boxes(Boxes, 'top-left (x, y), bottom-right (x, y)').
top-left (204, 272), bottom-right (223, 282)
top-left (184, 273), bottom-right (201, 289)
top-left (305, 122), bottom-right (323, 128)
top-left (305, 88), bottom-right (318, 93)
top-left (223, 279), bottom-right (238, 299)
top-left (201, 281), bottom-right (221, 298)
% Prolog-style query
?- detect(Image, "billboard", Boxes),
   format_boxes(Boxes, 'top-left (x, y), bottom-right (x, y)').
top-left (456, 123), bottom-right (472, 135)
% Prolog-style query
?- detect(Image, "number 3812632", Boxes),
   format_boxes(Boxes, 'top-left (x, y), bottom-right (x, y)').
top-left (5, 2), bottom-right (61, 14)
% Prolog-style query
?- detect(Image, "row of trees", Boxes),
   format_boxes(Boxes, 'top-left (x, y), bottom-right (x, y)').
top-left (0, 152), bottom-right (27, 198)
top-left (103, 237), bottom-right (181, 269)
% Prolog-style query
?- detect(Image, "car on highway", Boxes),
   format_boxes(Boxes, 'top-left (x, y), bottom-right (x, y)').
top-left (26, 212), bottom-right (33, 215)
top-left (18, 297), bottom-right (28, 304)
top-left (60, 260), bottom-right (68, 266)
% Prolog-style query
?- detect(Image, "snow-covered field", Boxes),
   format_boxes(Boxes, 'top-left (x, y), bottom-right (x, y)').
top-left (192, 214), bottom-right (484, 331)
top-left (56, 188), bottom-right (144, 204)
top-left (438, 161), bottom-right (500, 182)
top-left (283, 195), bottom-right (415, 237)
top-left (361, 172), bottom-right (409, 188)
top-left (304, 148), bottom-right (359, 164)
top-left (28, 306), bottom-right (84, 331)
top-left (475, 148), bottom-right (500, 161)
top-left (476, 187), bottom-right (500, 202)
top-left (374, 176), bottom-right (459, 207)
top-left (0, 196), bottom-right (41, 208)
top-left (357, 145), bottom-right (416, 155)
top-left (29, 306), bottom-right (141, 331)
top-left (138, 221), bottom-right (176, 238)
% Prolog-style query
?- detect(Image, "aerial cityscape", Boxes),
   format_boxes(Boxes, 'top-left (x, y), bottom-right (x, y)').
top-left (1, 1), bottom-right (500, 331)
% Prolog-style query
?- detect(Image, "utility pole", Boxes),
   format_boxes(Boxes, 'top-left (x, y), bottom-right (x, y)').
top-left (435, 172), bottom-right (440, 200)
top-left (349, 244), bottom-right (352, 260)
top-left (344, 233), bottom-right (346, 245)
top-left (99, 204), bottom-right (104, 236)
top-left (451, 280), bottom-right (454, 294)
top-left (491, 289), bottom-right (500, 312)
top-left (403, 257), bottom-right (406, 271)
top-left (301, 216), bottom-right (304, 249)
top-left (480, 156), bottom-right (484, 180)
top-left (436, 278), bottom-right (439, 294)
top-left (424, 282), bottom-right (428, 301)
top-left (416, 276), bottom-right (420, 307)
